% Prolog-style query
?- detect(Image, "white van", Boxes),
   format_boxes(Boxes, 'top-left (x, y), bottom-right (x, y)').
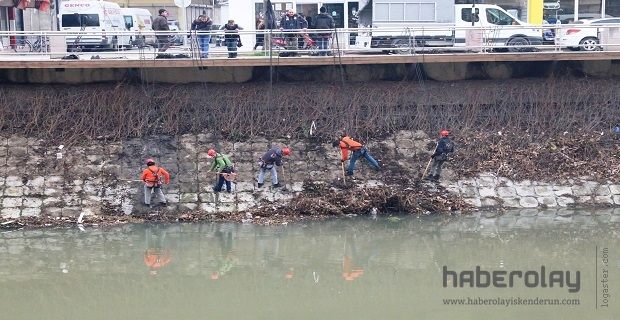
top-left (120, 8), bottom-right (156, 47)
top-left (59, 0), bottom-right (130, 50)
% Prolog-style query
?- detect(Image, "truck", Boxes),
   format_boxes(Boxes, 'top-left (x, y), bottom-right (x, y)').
top-left (59, 0), bottom-right (131, 50)
top-left (354, 0), bottom-right (543, 52)
top-left (120, 8), bottom-right (156, 47)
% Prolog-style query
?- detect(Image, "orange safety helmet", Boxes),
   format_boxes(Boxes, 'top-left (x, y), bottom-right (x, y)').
top-left (145, 158), bottom-right (155, 165)
top-left (440, 130), bottom-right (450, 137)
top-left (282, 147), bottom-right (291, 156)
top-left (207, 149), bottom-right (217, 158)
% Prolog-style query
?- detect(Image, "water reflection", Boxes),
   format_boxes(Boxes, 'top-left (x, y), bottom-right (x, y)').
top-left (0, 209), bottom-right (618, 319)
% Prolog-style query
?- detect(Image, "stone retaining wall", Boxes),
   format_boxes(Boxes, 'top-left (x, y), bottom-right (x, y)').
top-left (0, 131), bottom-right (618, 219)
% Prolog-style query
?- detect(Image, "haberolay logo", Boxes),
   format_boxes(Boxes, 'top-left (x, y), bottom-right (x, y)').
top-left (443, 266), bottom-right (580, 293)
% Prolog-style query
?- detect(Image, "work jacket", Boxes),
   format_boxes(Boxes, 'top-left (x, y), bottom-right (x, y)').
top-left (338, 136), bottom-right (363, 161)
top-left (210, 153), bottom-right (234, 172)
top-left (260, 147), bottom-right (284, 166)
top-left (140, 165), bottom-right (171, 187)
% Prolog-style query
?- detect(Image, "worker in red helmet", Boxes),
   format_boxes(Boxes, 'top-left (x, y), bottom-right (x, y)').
top-left (425, 130), bottom-right (455, 182)
top-left (207, 148), bottom-right (235, 193)
top-left (257, 146), bottom-right (291, 188)
top-left (140, 158), bottom-right (171, 207)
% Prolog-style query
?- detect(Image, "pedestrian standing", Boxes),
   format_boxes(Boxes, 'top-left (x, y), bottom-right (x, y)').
top-left (191, 15), bottom-right (213, 58)
top-left (152, 9), bottom-right (171, 52)
top-left (425, 130), bottom-right (455, 182)
top-left (279, 9), bottom-right (306, 56)
top-left (257, 146), bottom-right (291, 188)
top-left (221, 20), bottom-right (243, 58)
top-left (140, 158), bottom-right (171, 207)
top-left (333, 135), bottom-right (381, 176)
top-left (254, 18), bottom-right (265, 50)
top-left (207, 148), bottom-right (235, 193)
top-left (312, 6), bottom-right (335, 56)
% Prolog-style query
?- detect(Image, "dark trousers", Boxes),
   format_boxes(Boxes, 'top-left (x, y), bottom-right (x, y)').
top-left (428, 159), bottom-right (445, 179)
top-left (214, 175), bottom-right (232, 192)
top-left (156, 36), bottom-right (170, 52)
top-left (225, 39), bottom-right (238, 58)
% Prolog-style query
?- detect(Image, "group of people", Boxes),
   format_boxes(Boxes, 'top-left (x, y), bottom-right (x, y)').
top-left (151, 6), bottom-right (336, 59)
top-left (141, 131), bottom-right (455, 207)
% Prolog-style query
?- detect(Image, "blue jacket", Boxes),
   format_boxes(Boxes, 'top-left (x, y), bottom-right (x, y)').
top-left (280, 14), bottom-right (307, 30)
top-left (433, 137), bottom-right (455, 158)
top-left (261, 147), bottom-right (283, 166)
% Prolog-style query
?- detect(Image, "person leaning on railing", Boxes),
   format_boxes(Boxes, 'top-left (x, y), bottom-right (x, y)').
top-left (220, 20), bottom-right (243, 58)
top-left (191, 15), bottom-right (213, 58)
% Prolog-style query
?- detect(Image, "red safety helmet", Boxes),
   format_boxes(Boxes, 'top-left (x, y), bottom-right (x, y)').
top-left (145, 158), bottom-right (155, 165)
top-left (440, 130), bottom-right (450, 137)
top-left (282, 147), bottom-right (291, 156)
top-left (207, 149), bottom-right (217, 158)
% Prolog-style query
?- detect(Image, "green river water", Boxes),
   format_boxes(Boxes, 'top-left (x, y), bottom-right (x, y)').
top-left (0, 209), bottom-right (618, 320)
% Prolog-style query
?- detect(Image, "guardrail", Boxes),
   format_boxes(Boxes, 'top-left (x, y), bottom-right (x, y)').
top-left (1, 23), bottom-right (620, 60)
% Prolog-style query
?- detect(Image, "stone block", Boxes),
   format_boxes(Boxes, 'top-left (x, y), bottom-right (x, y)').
top-left (496, 177), bottom-right (514, 187)
top-left (237, 202), bottom-right (255, 211)
top-left (497, 187), bottom-right (516, 197)
top-left (41, 207), bottom-right (63, 217)
top-left (233, 181), bottom-right (255, 192)
top-left (514, 180), bottom-right (533, 186)
top-left (199, 203), bottom-right (217, 213)
top-left (21, 208), bottom-right (41, 217)
top-left (1, 208), bottom-right (21, 219)
top-left (26, 176), bottom-right (45, 188)
top-left (515, 186), bottom-right (536, 197)
top-left (199, 193), bottom-right (216, 203)
top-left (178, 203), bottom-right (198, 211)
top-left (519, 197), bottom-right (539, 208)
top-left (594, 196), bottom-right (614, 205)
top-left (593, 186), bottom-right (611, 196)
top-left (478, 187), bottom-right (497, 198)
top-left (61, 207), bottom-right (81, 217)
top-left (463, 197), bottom-right (481, 207)
top-left (574, 196), bottom-right (593, 204)
top-left (476, 176), bottom-right (497, 188)
top-left (217, 203), bottom-right (237, 213)
top-left (44, 188), bottom-right (62, 197)
top-left (614, 195), bottom-right (620, 205)
top-left (610, 185), bottom-right (620, 195)
top-left (456, 186), bottom-right (475, 198)
top-left (556, 197), bottom-right (575, 207)
top-left (166, 194), bottom-right (180, 204)
top-left (4, 187), bottom-right (23, 197)
top-left (553, 186), bottom-right (573, 196)
top-left (236, 192), bottom-right (255, 203)
top-left (501, 198), bottom-right (521, 208)
top-left (480, 197), bottom-right (500, 207)
top-left (5, 176), bottom-right (24, 187)
top-left (534, 186), bottom-right (554, 197)
top-left (572, 186), bottom-right (592, 196)
top-left (218, 192), bottom-right (236, 203)
top-left (23, 197), bottom-right (43, 208)
top-left (537, 197), bottom-right (557, 207)
top-left (180, 193), bottom-right (198, 203)
top-left (2, 197), bottom-right (22, 208)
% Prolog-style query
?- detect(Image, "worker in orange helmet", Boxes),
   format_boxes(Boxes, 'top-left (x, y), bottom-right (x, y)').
top-left (257, 146), bottom-right (291, 188)
top-left (425, 130), bottom-right (455, 182)
top-left (140, 158), bottom-right (171, 207)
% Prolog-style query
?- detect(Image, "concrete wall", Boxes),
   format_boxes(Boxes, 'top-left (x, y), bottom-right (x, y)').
top-left (3, 60), bottom-right (620, 84)
top-left (0, 130), bottom-right (618, 219)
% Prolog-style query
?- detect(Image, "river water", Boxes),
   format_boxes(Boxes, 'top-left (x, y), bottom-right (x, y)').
top-left (0, 209), bottom-right (618, 319)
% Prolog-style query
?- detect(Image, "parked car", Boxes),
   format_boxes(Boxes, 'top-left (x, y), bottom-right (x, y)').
top-left (556, 18), bottom-right (620, 51)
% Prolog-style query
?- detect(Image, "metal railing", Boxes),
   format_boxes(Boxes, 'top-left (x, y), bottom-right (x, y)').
top-left (1, 23), bottom-right (620, 60)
